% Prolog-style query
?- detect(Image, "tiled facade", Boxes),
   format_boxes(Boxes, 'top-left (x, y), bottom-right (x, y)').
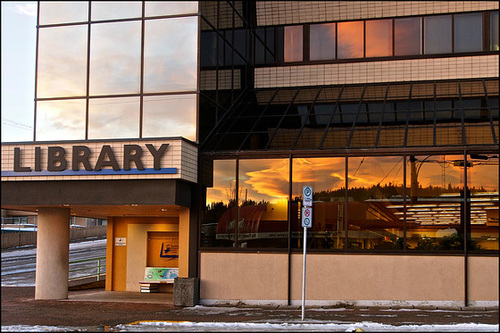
top-left (256, 1), bottom-right (499, 26)
top-left (255, 55), bottom-right (499, 88)
top-left (1, 139), bottom-right (198, 183)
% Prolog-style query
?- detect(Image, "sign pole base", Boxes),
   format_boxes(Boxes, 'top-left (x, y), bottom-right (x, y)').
top-left (301, 226), bottom-right (307, 321)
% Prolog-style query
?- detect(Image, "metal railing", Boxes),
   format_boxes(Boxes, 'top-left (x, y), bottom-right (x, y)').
top-left (69, 256), bottom-right (106, 282)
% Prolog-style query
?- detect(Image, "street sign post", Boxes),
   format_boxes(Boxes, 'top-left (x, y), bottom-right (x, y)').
top-left (301, 186), bottom-right (313, 321)
top-left (301, 206), bottom-right (312, 228)
top-left (303, 185), bottom-right (313, 207)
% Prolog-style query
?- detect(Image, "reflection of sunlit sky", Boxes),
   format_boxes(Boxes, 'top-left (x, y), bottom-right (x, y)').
top-left (366, 19), bottom-right (392, 57)
top-left (207, 156), bottom-right (498, 204)
top-left (36, 100), bottom-right (86, 141)
top-left (143, 95), bottom-right (197, 140)
top-left (91, 1), bottom-right (142, 21)
top-left (242, 159), bottom-right (289, 201)
top-left (88, 97), bottom-right (140, 139)
top-left (337, 21), bottom-right (363, 59)
top-left (145, 1), bottom-right (198, 17)
top-left (38, 2), bottom-right (88, 25)
top-left (37, 25), bottom-right (87, 98)
top-left (90, 21), bottom-right (142, 95)
top-left (310, 23), bottom-right (335, 60)
top-left (284, 26), bottom-right (303, 62)
top-left (144, 17), bottom-right (198, 93)
top-left (206, 160), bottom-right (236, 204)
top-left (33, 4), bottom-right (200, 142)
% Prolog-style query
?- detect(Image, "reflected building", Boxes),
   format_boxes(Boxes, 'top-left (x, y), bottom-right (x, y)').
top-left (1, 1), bottom-right (499, 308)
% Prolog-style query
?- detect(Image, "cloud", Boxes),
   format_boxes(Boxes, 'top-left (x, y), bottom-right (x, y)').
top-left (11, 3), bottom-right (37, 17)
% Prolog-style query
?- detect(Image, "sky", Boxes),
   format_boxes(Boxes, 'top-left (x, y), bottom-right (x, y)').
top-left (1, 1), bottom-right (37, 142)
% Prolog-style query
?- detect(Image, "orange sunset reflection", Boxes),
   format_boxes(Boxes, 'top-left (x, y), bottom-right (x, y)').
top-left (206, 156), bottom-right (498, 206)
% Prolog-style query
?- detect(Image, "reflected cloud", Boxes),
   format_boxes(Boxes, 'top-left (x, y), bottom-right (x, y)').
top-left (36, 100), bottom-right (86, 141)
top-left (241, 159), bottom-right (289, 201)
top-left (292, 158), bottom-right (345, 193)
top-left (90, 21), bottom-right (141, 95)
top-left (365, 19), bottom-right (392, 57)
top-left (143, 94), bottom-right (197, 140)
top-left (88, 97), bottom-right (139, 139)
top-left (144, 17), bottom-right (198, 93)
top-left (37, 26), bottom-right (87, 98)
top-left (91, 1), bottom-right (142, 21)
top-left (206, 156), bottom-right (498, 208)
top-left (206, 160), bottom-right (236, 204)
top-left (337, 21), bottom-right (363, 59)
top-left (145, 1), bottom-right (198, 17)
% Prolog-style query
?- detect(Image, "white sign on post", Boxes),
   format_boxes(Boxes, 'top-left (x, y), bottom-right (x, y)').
top-left (303, 185), bottom-right (313, 207)
top-left (301, 206), bottom-right (313, 228)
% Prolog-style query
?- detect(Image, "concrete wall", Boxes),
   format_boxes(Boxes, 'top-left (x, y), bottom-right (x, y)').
top-left (1, 225), bottom-right (107, 249)
top-left (199, 252), bottom-right (499, 307)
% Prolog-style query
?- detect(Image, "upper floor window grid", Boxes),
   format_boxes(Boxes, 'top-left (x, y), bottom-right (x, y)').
top-left (252, 11), bottom-right (498, 66)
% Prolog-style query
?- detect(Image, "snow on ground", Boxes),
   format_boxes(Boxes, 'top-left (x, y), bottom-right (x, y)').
top-left (1, 322), bottom-right (498, 332)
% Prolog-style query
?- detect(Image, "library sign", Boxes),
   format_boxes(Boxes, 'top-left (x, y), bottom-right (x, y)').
top-left (0, 140), bottom-right (191, 179)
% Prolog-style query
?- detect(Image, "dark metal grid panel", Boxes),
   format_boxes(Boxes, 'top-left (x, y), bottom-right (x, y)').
top-left (200, 79), bottom-right (499, 153)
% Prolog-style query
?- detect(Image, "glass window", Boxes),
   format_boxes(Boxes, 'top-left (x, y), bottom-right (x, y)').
top-left (144, 17), bottom-right (198, 93)
top-left (202, 159), bottom-right (237, 248)
top-left (292, 157), bottom-right (346, 250)
top-left (337, 21), bottom-right (364, 59)
top-left (37, 25), bottom-right (88, 98)
top-left (491, 11), bottom-right (499, 51)
top-left (347, 156), bottom-right (406, 250)
top-left (395, 17), bottom-right (422, 56)
top-left (238, 159), bottom-right (289, 248)
top-left (254, 27), bottom-right (276, 64)
top-left (366, 19), bottom-right (393, 57)
top-left (467, 154), bottom-right (499, 251)
top-left (310, 23), bottom-right (336, 61)
top-left (143, 94), bottom-right (197, 141)
top-left (284, 25), bottom-right (303, 62)
top-left (39, 2), bottom-right (88, 25)
top-left (145, 1), bottom-right (198, 17)
top-left (461, 99), bottom-right (483, 119)
top-left (200, 30), bottom-right (219, 67)
top-left (89, 21), bottom-right (141, 95)
top-left (454, 13), bottom-right (483, 53)
top-left (35, 99), bottom-right (86, 141)
top-left (88, 97), bottom-right (140, 139)
top-left (407, 155), bottom-right (464, 251)
top-left (91, 1), bottom-right (142, 21)
top-left (424, 15), bottom-right (452, 54)
top-left (224, 29), bottom-right (248, 66)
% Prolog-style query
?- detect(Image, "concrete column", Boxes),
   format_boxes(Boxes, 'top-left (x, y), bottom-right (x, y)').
top-left (35, 207), bottom-right (70, 300)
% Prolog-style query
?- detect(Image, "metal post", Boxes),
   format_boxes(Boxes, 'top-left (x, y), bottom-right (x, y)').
top-left (301, 226), bottom-right (307, 321)
top-left (97, 258), bottom-right (101, 281)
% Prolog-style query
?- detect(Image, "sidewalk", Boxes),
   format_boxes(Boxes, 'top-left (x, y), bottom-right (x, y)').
top-left (1, 286), bottom-right (498, 332)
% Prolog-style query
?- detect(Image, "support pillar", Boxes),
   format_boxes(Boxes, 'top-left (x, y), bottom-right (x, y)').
top-left (35, 207), bottom-right (70, 299)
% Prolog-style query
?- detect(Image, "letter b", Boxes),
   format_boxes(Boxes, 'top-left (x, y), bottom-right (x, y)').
top-left (47, 146), bottom-right (67, 171)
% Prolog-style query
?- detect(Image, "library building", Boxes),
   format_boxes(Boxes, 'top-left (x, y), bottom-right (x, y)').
top-left (1, 1), bottom-right (498, 307)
